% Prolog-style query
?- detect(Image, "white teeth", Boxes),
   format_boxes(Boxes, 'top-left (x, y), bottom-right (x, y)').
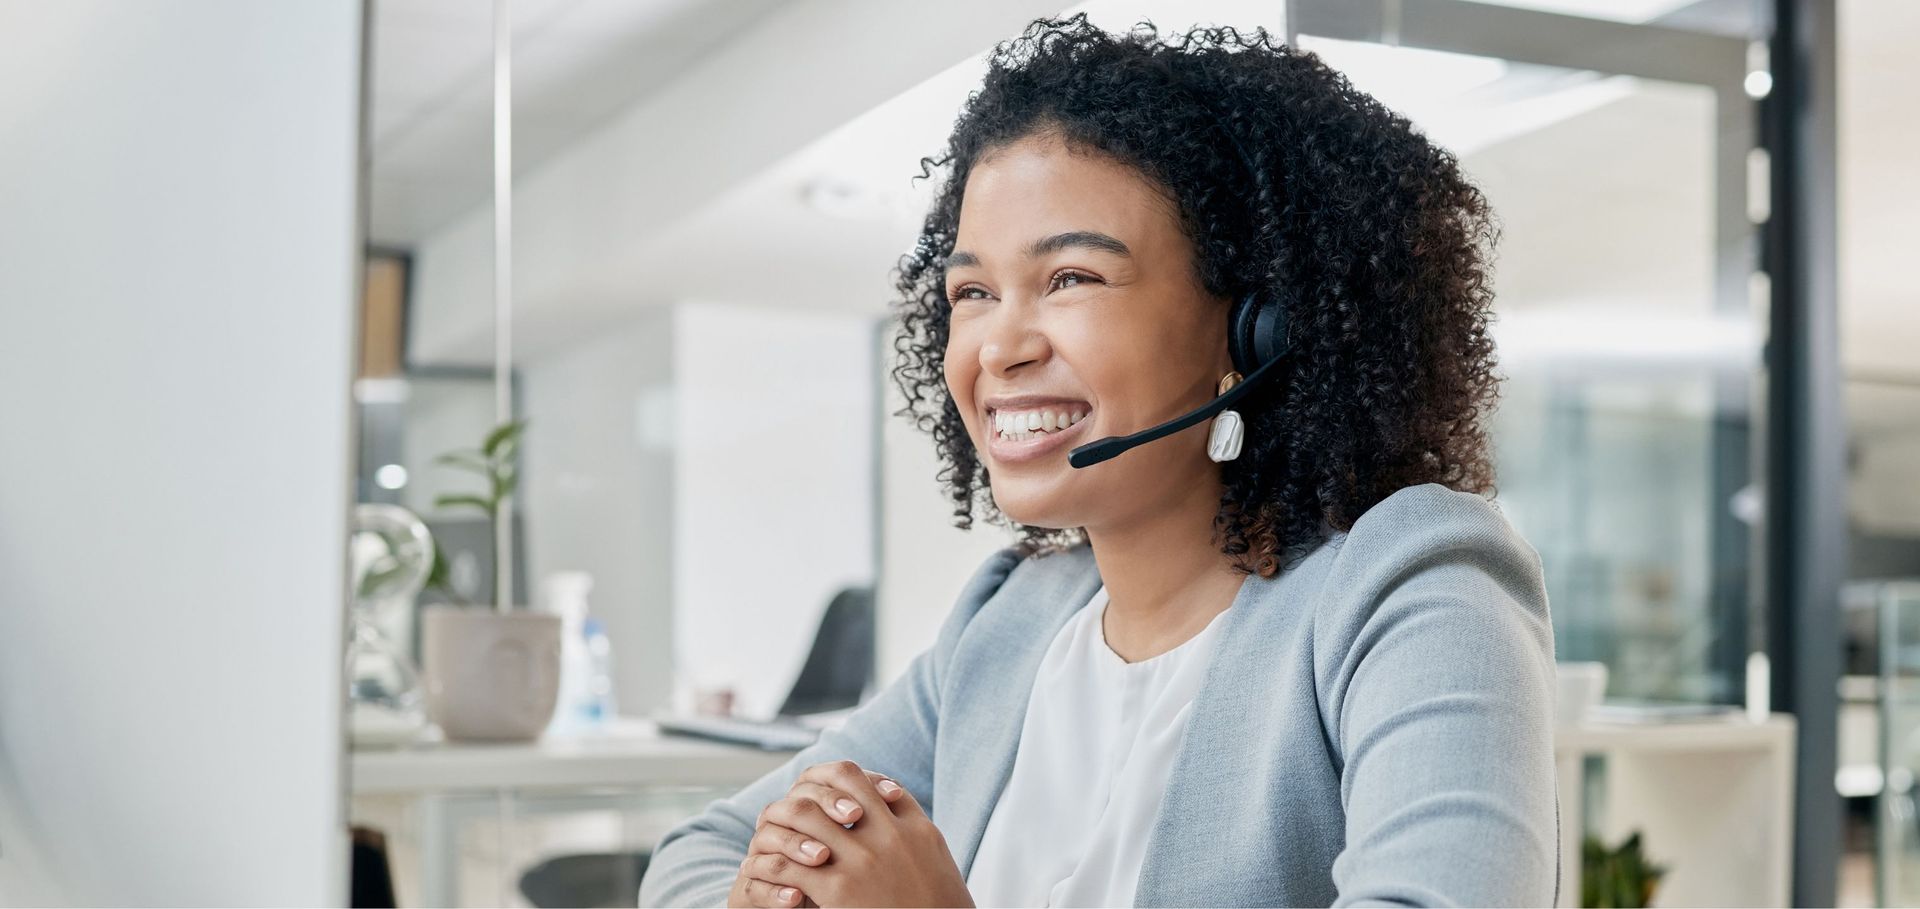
top-left (991, 406), bottom-right (1090, 442)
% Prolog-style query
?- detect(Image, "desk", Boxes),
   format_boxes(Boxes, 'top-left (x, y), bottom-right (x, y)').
top-left (357, 715), bottom-right (1795, 908)
top-left (352, 718), bottom-right (793, 794)
top-left (350, 719), bottom-right (793, 907)
top-left (1552, 714), bottom-right (1796, 908)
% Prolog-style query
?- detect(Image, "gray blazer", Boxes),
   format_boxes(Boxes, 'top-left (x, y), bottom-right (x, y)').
top-left (640, 483), bottom-right (1560, 907)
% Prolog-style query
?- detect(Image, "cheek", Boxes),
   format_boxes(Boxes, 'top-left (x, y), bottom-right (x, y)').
top-left (1049, 317), bottom-right (1145, 410)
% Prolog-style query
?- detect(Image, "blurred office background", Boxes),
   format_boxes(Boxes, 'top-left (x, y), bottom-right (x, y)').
top-left (1, 0), bottom-right (1916, 906)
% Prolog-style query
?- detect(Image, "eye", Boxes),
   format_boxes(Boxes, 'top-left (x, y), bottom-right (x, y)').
top-left (946, 284), bottom-right (992, 304)
top-left (1049, 269), bottom-right (1100, 292)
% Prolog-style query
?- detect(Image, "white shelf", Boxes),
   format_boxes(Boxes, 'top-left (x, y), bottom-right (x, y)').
top-left (1554, 713), bottom-right (1795, 754)
top-left (1551, 712), bottom-right (1796, 908)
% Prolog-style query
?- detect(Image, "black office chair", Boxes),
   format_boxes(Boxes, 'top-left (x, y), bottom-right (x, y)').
top-left (519, 851), bottom-right (650, 909)
top-left (778, 585), bottom-right (875, 717)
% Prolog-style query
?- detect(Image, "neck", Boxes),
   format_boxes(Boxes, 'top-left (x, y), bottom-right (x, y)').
top-left (1084, 468), bottom-right (1247, 659)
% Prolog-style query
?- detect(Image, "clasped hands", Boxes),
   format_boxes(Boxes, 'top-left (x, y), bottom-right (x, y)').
top-left (728, 760), bottom-right (974, 908)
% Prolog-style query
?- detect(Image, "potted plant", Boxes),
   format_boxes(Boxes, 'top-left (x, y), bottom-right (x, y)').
top-left (1581, 830), bottom-right (1668, 908)
top-left (418, 419), bottom-right (562, 742)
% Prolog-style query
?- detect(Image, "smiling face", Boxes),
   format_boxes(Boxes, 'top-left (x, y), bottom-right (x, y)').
top-left (941, 131), bottom-right (1235, 534)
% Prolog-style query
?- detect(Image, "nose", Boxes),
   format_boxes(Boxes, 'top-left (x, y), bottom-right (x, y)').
top-left (978, 296), bottom-right (1050, 377)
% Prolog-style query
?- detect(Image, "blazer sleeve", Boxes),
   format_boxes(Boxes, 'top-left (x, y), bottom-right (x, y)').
top-left (1313, 484), bottom-right (1561, 908)
top-left (638, 546), bottom-right (1024, 908)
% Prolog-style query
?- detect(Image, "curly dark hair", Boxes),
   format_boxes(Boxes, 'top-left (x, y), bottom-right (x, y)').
top-left (889, 14), bottom-right (1502, 577)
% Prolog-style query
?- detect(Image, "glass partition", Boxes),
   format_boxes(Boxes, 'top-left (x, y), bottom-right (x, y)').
top-left (1875, 582), bottom-right (1920, 907)
top-left (1293, 7), bottom-right (1758, 704)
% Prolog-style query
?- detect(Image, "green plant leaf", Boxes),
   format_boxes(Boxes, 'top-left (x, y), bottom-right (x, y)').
top-left (482, 419), bottom-right (528, 458)
top-left (425, 546), bottom-right (472, 606)
top-left (434, 451), bottom-right (492, 475)
top-left (1581, 830), bottom-right (1662, 908)
top-left (434, 493), bottom-right (494, 515)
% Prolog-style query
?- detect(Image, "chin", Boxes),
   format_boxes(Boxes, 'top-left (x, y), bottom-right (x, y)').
top-left (988, 485), bottom-right (1081, 532)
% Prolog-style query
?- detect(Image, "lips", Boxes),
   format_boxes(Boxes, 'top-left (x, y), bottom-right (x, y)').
top-left (990, 405), bottom-right (1090, 441)
top-left (982, 400), bottom-right (1094, 464)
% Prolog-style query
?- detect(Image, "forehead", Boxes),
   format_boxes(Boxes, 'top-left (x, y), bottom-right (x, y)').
top-left (955, 133), bottom-right (1184, 257)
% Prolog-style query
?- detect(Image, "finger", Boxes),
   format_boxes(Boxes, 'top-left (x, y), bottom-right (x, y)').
top-left (877, 777), bottom-right (925, 818)
top-left (749, 821), bottom-right (830, 867)
top-left (798, 760), bottom-right (891, 826)
top-left (792, 763), bottom-right (902, 807)
top-left (743, 852), bottom-right (823, 899)
top-left (743, 876), bottom-right (804, 908)
top-left (760, 795), bottom-right (856, 849)
top-left (785, 781), bottom-right (868, 825)
top-left (865, 770), bottom-right (909, 804)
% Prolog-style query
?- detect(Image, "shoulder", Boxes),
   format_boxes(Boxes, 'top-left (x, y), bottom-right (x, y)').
top-left (1347, 481), bottom-right (1529, 550)
top-left (1308, 483), bottom-right (1553, 670)
top-left (954, 541), bottom-right (1096, 603)
top-left (1325, 482), bottom-right (1544, 602)
top-left (932, 541), bottom-right (1096, 645)
top-left (948, 544), bottom-right (1028, 618)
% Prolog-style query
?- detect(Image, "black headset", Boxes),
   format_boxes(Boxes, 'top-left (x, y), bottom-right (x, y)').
top-left (1066, 116), bottom-right (1292, 469)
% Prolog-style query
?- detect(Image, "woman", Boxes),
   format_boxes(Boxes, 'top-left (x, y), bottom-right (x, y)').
top-left (641, 15), bottom-right (1558, 908)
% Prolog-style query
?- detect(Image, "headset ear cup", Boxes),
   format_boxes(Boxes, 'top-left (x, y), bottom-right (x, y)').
top-left (1229, 293), bottom-right (1262, 375)
top-left (1253, 299), bottom-right (1289, 364)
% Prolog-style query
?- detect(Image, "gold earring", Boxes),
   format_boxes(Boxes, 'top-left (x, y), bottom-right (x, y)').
top-left (1209, 371), bottom-right (1245, 463)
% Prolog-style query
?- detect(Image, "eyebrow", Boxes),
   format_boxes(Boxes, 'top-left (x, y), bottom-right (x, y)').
top-left (944, 230), bottom-right (1132, 269)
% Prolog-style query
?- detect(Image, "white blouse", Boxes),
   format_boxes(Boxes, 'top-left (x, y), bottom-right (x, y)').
top-left (964, 584), bottom-right (1232, 908)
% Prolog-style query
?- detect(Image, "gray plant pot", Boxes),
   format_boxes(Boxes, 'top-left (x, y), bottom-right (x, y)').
top-left (421, 605), bottom-right (562, 742)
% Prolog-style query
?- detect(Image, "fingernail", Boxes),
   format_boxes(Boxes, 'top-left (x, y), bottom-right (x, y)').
top-left (778, 887), bottom-right (798, 903)
top-left (800, 840), bottom-right (824, 859)
top-left (835, 798), bottom-right (860, 817)
top-left (877, 780), bottom-right (902, 796)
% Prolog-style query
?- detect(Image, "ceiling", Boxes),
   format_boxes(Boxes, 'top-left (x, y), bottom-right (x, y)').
top-left (366, 0), bottom-right (785, 246)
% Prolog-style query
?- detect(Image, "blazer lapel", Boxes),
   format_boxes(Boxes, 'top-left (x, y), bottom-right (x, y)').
top-left (935, 544), bottom-right (1102, 878)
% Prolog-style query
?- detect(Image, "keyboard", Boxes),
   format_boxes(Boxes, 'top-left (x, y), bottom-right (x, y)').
top-left (652, 711), bottom-right (820, 751)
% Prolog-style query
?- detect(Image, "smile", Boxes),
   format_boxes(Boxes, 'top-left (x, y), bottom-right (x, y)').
top-left (983, 402), bottom-right (1094, 464)
top-left (992, 406), bottom-right (1090, 442)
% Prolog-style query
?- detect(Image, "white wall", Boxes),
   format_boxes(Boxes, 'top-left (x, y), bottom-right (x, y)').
top-left (672, 303), bottom-right (878, 719)
top-left (522, 311), bottom-right (677, 715)
top-left (0, 2), bottom-right (363, 904)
